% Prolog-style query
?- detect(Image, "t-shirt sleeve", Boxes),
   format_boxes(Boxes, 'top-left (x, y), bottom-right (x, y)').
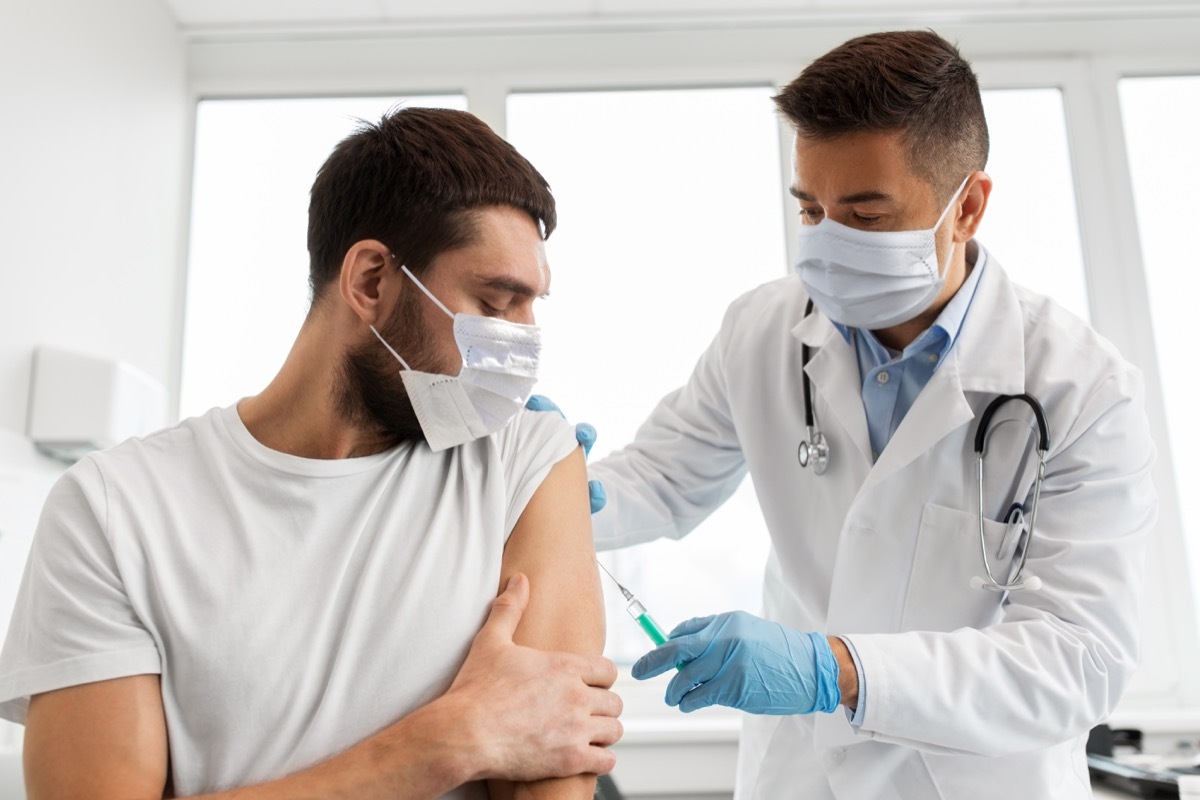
top-left (0, 456), bottom-right (160, 724)
top-left (499, 408), bottom-right (580, 538)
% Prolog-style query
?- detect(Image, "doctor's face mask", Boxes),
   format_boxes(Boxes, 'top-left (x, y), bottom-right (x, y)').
top-left (794, 174), bottom-right (970, 330)
top-left (369, 265), bottom-right (542, 452)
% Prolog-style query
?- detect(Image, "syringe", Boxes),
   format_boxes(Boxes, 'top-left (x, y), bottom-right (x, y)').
top-left (596, 560), bottom-right (671, 647)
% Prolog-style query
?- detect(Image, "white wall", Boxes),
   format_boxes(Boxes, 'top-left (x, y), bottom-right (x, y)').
top-left (0, 0), bottom-right (187, 793)
top-left (0, 0), bottom-right (188, 438)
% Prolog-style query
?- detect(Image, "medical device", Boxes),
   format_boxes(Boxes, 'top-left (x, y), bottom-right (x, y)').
top-left (596, 560), bottom-right (671, 646)
top-left (796, 301), bottom-right (830, 475)
top-left (795, 301), bottom-right (1050, 592)
top-left (969, 393), bottom-right (1049, 593)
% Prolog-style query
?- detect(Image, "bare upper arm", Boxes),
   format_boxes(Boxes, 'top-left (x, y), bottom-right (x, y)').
top-left (499, 446), bottom-right (604, 656)
top-left (24, 674), bottom-right (169, 800)
top-left (489, 447), bottom-right (605, 800)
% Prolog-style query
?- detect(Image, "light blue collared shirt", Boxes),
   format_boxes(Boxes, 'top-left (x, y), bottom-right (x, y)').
top-left (833, 246), bottom-right (988, 460)
top-left (831, 244), bottom-right (987, 727)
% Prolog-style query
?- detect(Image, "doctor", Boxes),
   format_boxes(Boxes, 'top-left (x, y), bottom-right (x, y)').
top-left (584, 29), bottom-right (1156, 799)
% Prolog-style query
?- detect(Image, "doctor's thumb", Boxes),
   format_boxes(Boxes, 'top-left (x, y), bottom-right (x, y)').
top-left (482, 572), bottom-right (530, 644)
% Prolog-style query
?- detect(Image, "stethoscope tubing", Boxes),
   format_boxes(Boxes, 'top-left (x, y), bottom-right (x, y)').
top-left (974, 393), bottom-right (1050, 591)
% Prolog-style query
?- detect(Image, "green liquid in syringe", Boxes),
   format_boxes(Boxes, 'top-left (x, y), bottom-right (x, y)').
top-left (629, 601), bottom-right (669, 646)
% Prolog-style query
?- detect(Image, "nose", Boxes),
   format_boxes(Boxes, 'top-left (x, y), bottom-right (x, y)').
top-left (511, 301), bottom-right (537, 326)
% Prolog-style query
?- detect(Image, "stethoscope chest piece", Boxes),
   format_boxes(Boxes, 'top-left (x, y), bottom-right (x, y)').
top-left (798, 428), bottom-right (828, 475)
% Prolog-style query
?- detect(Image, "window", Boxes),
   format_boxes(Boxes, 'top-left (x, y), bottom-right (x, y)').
top-left (978, 88), bottom-right (1090, 320)
top-left (180, 95), bottom-right (467, 419)
top-left (506, 87), bottom-right (784, 667)
top-left (1119, 75), bottom-right (1200, 624)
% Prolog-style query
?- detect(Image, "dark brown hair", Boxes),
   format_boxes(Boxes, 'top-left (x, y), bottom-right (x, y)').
top-left (773, 30), bottom-right (989, 200)
top-left (306, 106), bottom-right (556, 302)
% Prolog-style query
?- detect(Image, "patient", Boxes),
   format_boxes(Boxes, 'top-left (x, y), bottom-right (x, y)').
top-left (0, 108), bottom-right (619, 799)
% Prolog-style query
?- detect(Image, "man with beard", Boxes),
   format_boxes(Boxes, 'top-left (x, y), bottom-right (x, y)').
top-left (0, 108), bottom-right (621, 800)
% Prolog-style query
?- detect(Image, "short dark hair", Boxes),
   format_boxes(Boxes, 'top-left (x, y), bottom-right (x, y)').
top-left (306, 106), bottom-right (556, 301)
top-left (773, 30), bottom-right (989, 200)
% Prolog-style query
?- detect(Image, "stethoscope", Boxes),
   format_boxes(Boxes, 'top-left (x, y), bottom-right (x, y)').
top-left (796, 299), bottom-right (830, 475)
top-left (796, 299), bottom-right (1050, 592)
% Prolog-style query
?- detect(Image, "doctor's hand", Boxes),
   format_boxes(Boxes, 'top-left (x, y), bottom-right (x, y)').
top-left (525, 394), bottom-right (607, 514)
top-left (631, 610), bottom-right (841, 715)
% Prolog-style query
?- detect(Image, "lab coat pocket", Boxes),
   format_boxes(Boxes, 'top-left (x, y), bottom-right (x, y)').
top-left (900, 503), bottom-right (1011, 632)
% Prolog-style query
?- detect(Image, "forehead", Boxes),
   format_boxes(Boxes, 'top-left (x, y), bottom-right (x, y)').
top-left (791, 130), bottom-right (930, 202)
top-left (441, 206), bottom-right (549, 293)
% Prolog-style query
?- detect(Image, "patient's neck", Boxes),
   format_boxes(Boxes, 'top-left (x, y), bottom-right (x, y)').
top-left (238, 313), bottom-right (399, 460)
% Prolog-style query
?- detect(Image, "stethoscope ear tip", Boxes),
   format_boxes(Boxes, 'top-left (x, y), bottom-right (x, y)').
top-left (969, 575), bottom-right (988, 591)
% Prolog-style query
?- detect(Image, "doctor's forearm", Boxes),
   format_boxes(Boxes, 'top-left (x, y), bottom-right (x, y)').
top-left (828, 636), bottom-right (860, 709)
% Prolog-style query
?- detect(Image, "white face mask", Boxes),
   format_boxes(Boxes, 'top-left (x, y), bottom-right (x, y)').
top-left (371, 265), bottom-right (541, 452)
top-left (794, 175), bottom-right (970, 330)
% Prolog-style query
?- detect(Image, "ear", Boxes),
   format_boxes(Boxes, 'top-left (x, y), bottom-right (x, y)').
top-left (953, 172), bottom-right (993, 243)
top-left (338, 240), bottom-right (398, 326)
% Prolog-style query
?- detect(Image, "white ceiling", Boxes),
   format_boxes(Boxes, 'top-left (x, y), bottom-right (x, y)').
top-left (159, 0), bottom-right (1200, 36)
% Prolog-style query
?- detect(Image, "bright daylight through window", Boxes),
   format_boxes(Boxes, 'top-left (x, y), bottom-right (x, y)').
top-left (1120, 75), bottom-right (1200, 626)
top-left (506, 87), bottom-right (784, 667)
top-left (180, 95), bottom-right (467, 420)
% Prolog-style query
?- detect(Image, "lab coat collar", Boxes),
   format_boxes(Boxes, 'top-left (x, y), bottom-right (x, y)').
top-left (791, 299), bottom-right (875, 467)
top-left (952, 244), bottom-right (1026, 397)
top-left (791, 298), bottom-right (835, 348)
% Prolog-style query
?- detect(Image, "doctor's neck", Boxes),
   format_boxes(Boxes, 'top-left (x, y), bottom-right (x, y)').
top-left (870, 244), bottom-right (973, 351)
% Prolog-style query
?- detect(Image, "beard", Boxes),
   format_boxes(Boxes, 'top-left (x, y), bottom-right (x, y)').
top-left (336, 288), bottom-right (439, 444)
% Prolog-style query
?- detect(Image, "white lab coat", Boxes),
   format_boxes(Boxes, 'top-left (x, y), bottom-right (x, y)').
top-left (589, 245), bottom-right (1156, 799)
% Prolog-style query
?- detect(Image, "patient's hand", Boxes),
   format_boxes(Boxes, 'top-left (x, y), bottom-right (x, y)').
top-left (444, 572), bottom-right (623, 783)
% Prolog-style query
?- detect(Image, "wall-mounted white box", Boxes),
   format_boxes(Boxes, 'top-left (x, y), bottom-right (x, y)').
top-left (26, 347), bottom-right (167, 463)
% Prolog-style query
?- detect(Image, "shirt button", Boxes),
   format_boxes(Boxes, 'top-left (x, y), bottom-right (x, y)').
top-left (928, 353), bottom-right (939, 364)
top-left (825, 747), bottom-right (846, 766)
top-left (876, 371), bottom-right (890, 385)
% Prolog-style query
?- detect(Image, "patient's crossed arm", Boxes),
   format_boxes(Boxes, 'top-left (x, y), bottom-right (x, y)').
top-left (22, 447), bottom-right (618, 800)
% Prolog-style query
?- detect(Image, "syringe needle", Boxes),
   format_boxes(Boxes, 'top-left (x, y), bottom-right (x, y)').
top-left (595, 559), bottom-right (634, 602)
top-left (594, 560), bottom-right (676, 661)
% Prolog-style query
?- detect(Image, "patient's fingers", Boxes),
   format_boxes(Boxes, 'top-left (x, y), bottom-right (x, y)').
top-left (589, 716), bottom-right (625, 748)
top-left (581, 745), bottom-right (618, 776)
top-left (580, 655), bottom-right (618, 690)
top-left (585, 685), bottom-right (624, 719)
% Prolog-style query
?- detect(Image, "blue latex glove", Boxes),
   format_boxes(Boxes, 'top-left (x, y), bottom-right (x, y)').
top-left (631, 611), bottom-right (841, 715)
top-left (525, 395), bottom-right (607, 514)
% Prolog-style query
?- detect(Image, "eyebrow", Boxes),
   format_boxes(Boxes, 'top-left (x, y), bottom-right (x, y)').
top-left (789, 187), bottom-right (896, 205)
top-left (481, 276), bottom-right (547, 298)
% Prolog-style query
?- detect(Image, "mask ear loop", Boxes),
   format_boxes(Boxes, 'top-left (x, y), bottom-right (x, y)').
top-left (400, 265), bottom-right (454, 319)
top-left (934, 174), bottom-right (973, 231)
top-left (933, 174), bottom-right (973, 278)
top-left (369, 325), bottom-right (411, 371)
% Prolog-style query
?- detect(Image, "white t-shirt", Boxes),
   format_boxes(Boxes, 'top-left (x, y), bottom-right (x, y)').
top-left (0, 404), bottom-right (577, 798)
